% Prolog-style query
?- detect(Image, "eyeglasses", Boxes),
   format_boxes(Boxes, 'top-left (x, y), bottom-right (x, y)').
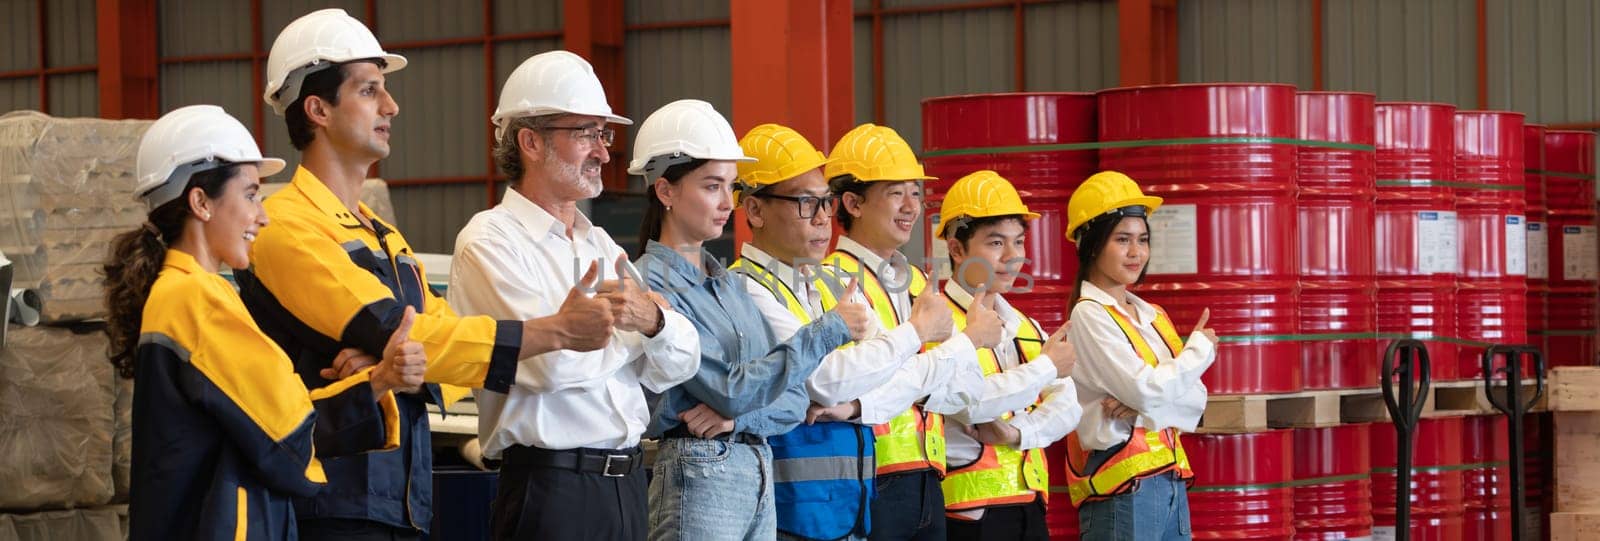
top-left (755, 193), bottom-right (838, 219)
top-left (543, 126), bottom-right (616, 148)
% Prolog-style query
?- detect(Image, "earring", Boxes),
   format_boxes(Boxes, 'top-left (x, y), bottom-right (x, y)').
top-left (666, 206), bottom-right (672, 212)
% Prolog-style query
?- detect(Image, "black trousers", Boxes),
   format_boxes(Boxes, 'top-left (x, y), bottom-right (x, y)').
top-left (868, 469), bottom-right (947, 541)
top-left (489, 448), bottom-right (648, 541)
top-left (298, 519), bottom-right (421, 541)
top-left (945, 499), bottom-right (1048, 541)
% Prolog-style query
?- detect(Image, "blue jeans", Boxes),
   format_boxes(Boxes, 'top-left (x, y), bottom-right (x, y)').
top-left (1078, 471), bottom-right (1191, 541)
top-left (649, 438), bottom-right (776, 541)
top-left (867, 470), bottom-right (946, 541)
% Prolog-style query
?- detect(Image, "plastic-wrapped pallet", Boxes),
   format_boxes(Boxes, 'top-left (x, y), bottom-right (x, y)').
top-left (111, 377), bottom-right (133, 505)
top-left (0, 324), bottom-right (115, 510)
top-left (0, 506), bottom-right (123, 541)
top-left (0, 111), bottom-right (152, 323)
top-left (260, 177), bottom-right (399, 226)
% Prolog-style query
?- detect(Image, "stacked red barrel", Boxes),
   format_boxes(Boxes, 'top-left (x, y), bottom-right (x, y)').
top-left (1462, 415), bottom-right (1512, 541)
top-left (1371, 416), bottom-right (1467, 540)
top-left (1187, 431), bottom-right (1296, 539)
top-left (1453, 111), bottom-right (1528, 378)
top-left (1297, 92), bottom-right (1379, 389)
top-left (1524, 125), bottom-right (1550, 357)
top-left (918, 92), bottom-right (1099, 540)
top-left (1543, 130), bottom-right (1598, 367)
top-left (1375, 103), bottom-right (1461, 380)
top-left (1293, 424), bottom-right (1374, 540)
top-left (920, 92), bottom-right (1097, 332)
top-left (1098, 83), bottom-right (1301, 394)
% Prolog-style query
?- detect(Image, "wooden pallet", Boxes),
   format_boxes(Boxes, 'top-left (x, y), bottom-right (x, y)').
top-left (1198, 378), bottom-right (1543, 433)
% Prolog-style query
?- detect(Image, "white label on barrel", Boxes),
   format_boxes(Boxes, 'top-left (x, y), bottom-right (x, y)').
top-left (1146, 204), bottom-right (1198, 275)
top-left (1528, 222), bottom-right (1549, 279)
top-left (1506, 215), bottom-right (1527, 275)
top-left (1416, 211), bottom-right (1459, 274)
top-left (1372, 526), bottom-right (1397, 541)
top-left (1563, 225), bottom-right (1599, 280)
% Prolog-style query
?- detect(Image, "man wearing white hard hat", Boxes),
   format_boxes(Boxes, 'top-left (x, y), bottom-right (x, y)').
top-left (235, 10), bottom-right (613, 540)
top-left (447, 51), bottom-right (702, 540)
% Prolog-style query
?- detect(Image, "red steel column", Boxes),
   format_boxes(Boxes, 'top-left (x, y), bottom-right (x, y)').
top-left (566, 0), bottom-right (628, 195)
top-left (97, 0), bottom-right (159, 119)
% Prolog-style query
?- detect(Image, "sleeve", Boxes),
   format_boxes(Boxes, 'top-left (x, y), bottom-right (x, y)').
top-left (679, 312), bottom-right (851, 419)
top-left (731, 381), bottom-right (810, 438)
top-left (745, 275), bottom-right (917, 407)
top-left (949, 352), bottom-right (1058, 425)
top-left (856, 333), bottom-right (984, 424)
top-left (630, 309), bottom-right (702, 393)
top-left (1010, 377), bottom-right (1083, 451)
top-left (247, 212), bottom-right (521, 392)
top-left (1066, 302), bottom-right (1216, 428)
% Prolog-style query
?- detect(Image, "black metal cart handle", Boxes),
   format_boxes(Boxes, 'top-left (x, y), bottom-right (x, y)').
top-left (1482, 344), bottom-right (1547, 541)
top-left (1381, 338), bottom-right (1431, 541)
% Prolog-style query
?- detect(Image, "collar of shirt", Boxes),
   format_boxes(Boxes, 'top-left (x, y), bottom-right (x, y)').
top-left (163, 248), bottom-right (207, 276)
top-left (739, 243), bottom-right (819, 306)
top-left (498, 187), bottom-right (596, 243)
top-left (286, 166), bottom-right (380, 229)
top-left (835, 235), bottom-right (907, 280)
top-left (643, 240), bottom-right (726, 285)
top-left (1079, 280), bottom-right (1155, 324)
top-left (943, 279), bottom-right (1020, 335)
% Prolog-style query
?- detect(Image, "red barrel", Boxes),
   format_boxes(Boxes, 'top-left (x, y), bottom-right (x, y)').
top-left (1294, 424), bottom-right (1374, 540)
top-left (1375, 103), bottom-right (1460, 381)
top-left (1543, 130), bottom-right (1597, 367)
top-left (1298, 92), bottom-right (1379, 389)
top-left (1455, 111), bottom-right (1529, 379)
top-left (1463, 415), bottom-right (1512, 541)
top-left (1098, 83), bottom-right (1301, 394)
top-left (1525, 125), bottom-right (1550, 359)
top-left (1371, 416), bottom-right (1467, 540)
top-left (1187, 430), bottom-right (1295, 540)
top-left (920, 93), bottom-right (1097, 331)
top-left (1524, 412), bottom-right (1552, 540)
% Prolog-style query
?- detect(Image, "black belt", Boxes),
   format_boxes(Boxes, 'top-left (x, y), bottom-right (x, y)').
top-left (500, 445), bottom-right (644, 478)
top-left (663, 425), bottom-right (766, 446)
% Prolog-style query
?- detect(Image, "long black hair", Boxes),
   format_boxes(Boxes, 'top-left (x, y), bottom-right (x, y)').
top-left (1070, 211), bottom-right (1151, 302)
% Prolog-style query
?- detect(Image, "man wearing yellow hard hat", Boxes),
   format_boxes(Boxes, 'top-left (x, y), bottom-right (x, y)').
top-left (932, 170), bottom-right (1081, 540)
top-left (824, 124), bottom-right (988, 540)
top-left (1062, 171), bottom-right (1218, 541)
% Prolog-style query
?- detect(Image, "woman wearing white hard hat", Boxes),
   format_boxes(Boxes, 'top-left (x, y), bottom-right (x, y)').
top-left (631, 100), bottom-right (876, 540)
top-left (107, 105), bottom-right (424, 541)
top-left (1060, 171), bottom-right (1218, 541)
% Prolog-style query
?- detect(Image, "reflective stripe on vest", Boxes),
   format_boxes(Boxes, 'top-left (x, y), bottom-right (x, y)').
top-left (1063, 298), bottom-right (1195, 507)
top-left (824, 249), bottom-right (946, 476)
top-left (728, 257), bottom-right (875, 540)
top-left (939, 297), bottom-right (1049, 510)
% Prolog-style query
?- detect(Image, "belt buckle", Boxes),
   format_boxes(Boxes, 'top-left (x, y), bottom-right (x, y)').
top-left (602, 454), bottom-right (630, 477)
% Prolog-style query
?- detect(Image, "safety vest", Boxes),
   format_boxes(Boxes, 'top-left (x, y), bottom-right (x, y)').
top-left (939, 297), bottom-right (1049, 511)
top-left (728, 257), bottom-right (876, 540)
top-left (1063, 298), bottom-right (1195, 507)
top-left (824, 249), bottom-right (947, 476)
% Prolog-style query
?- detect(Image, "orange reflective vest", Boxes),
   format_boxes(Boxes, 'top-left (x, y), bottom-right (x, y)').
top-left (824, 248), bottom-right (946, 476)
top-left (1064, 298), bottom-right (1194, 507)
top-left (940, 297), bottom-right (1049, 511)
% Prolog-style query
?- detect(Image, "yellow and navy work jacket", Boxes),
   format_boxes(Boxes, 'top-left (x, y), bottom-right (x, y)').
top-left (729, 257), bottom-right (876, 540)
top-left (940, 297), bottom-right (1049, 512)
top-left (824, 249), bottom-right (948, 477)
top-left (1063, 297), bottom-right (1194, 507)
top-left (235, 167), bottom-right (521, 531)
top-left (128, 250), bottom-right (400, 541)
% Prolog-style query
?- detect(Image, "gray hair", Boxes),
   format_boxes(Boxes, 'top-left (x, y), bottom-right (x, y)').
top-left (493, 114), bottom-right (560, 184)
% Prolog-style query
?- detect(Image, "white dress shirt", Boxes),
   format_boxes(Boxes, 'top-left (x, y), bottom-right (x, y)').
top-left (448, 189), bottom-right (700, 457)
top-left (1068, 281), bottom-right (1214, 452)
top-left (832, 236), bottom-right (985, 425)
top-left (737, 244), bottom-right (922, 407)
top-left (942, 281), bottom-right (1081, 519)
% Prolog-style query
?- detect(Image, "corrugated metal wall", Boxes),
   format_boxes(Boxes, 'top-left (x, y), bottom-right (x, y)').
top-left (1025, 0), bottom-right (1119, 93)
top-left (1324, 0), bottom-right (1476, 106)
top-left (1487, 0), bottom-right (1600, 125)
top-left (1179, 0), bottom-right (1313, 88)
top-left (0, 0), bottom-right (96, 116)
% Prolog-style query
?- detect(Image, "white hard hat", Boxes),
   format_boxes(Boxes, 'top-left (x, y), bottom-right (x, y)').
top-left (263, 8), bottom-right (407, 115)
top-left (493, 50), bottom-right (630, 140)
top-left (136, 105), bottom-right (286, 209)
top-left (627, 99), bottom-right (753, 179)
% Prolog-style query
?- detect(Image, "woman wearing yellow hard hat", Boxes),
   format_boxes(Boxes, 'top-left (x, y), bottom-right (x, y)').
top-left (933, 170), bottom-right (1081, 540)
top-left (1060, 170), bottom-right (1218, 541)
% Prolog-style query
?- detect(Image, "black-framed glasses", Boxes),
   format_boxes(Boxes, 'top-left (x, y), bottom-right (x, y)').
top-left (543, 126), bottom-right (616, 148)
top-left (754, 193), bottom-right (838, 219)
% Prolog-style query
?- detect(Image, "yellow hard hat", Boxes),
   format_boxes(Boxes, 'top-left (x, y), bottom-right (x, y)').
top-left (935, 170), bottom-right (1040, 239)
top-left (737, 124), bottom-right (831, 190)
top-left (1065, 170), bottom-right (1163, 244)
top-left (824, 123), bottom-right (935, 182)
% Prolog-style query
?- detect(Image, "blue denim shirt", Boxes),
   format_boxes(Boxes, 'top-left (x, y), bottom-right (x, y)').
top-left (636, 241), bottom-right (851, 437)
